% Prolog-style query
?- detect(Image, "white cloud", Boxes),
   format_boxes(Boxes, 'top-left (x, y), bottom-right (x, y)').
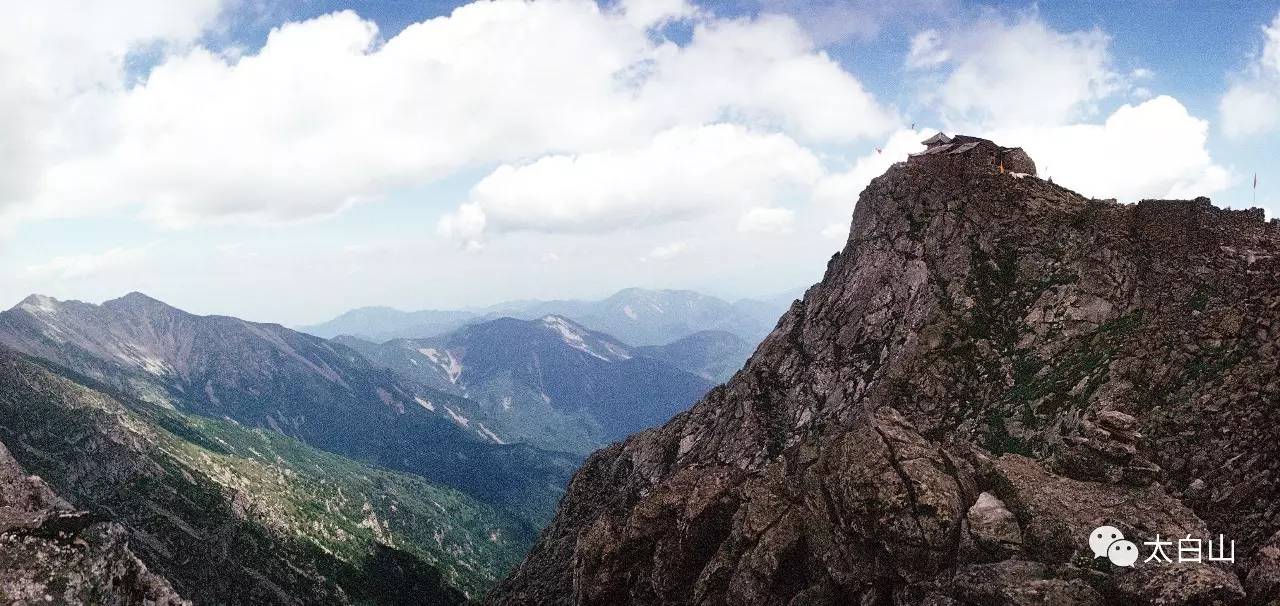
top-left (14, 2), bottom-right (893, 227)
top-left (439, 124), bottom-right (823, 245)
top-left (618, 0), bottom-right (697, 28)
top-left (896, 16), bottom-right (1229, 206)
top-left (1221, 12), bottom-right (1280, 138)
top-left (906, 30), bottom-right (950, 69)
top-left (813, 128), bottom-right (928, 206)
top-left (737, 207), bottom-right (795, 234)
top-left (994, 96), bottom-right (1230, 201)
top-left (24, 245), bottom-right (151, 280)
top-left (437, 203), bottom-right (488, 245)
top-left (907, 15), bottom-right (1119, 128)
top-left (0, 0), bottom-right (224, 217)
top-left (646, 241), bottom-right (689, 260)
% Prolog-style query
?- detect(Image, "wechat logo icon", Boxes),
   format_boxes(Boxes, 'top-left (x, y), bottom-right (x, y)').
top-left (1090, 525), bottom-right (1137, 567)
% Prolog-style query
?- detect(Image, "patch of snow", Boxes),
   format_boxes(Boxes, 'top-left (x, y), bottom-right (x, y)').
top-left (500, 396), bottom-right (512, 411)
top-left (540, 315), bottom-right (629, 361)
top-left (603, 342), bottom-right (632, 360)
top-left (476, 422), bottom-right (506, 444)
top-left (414, 396), bottom-right (436, 412)
top-left (418, 347), bottom-right (462, 383)
top-left (623, 305), bottom-right (638, 320)
top-left (409, 358), bottom-right (419, 366)
top-left (443, 405), bottom-right (470, 427)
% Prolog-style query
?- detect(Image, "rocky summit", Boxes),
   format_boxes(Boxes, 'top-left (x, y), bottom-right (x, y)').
top-left (489, 137), bottom-right (1280, 605)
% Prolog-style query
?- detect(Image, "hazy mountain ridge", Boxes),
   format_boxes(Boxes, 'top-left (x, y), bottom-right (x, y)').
top-left (301, 287), bottom-right (793, 346)
top-left (301, 306), bottom-right (476, 342)
top-left (0, 293), bottom-right (578, 528)
top-left (634, 330), bottom-right (755, 383)
top-left (344, 315), bottom-right (715, 455)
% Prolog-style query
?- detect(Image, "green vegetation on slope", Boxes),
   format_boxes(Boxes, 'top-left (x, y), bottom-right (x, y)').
top-left (0, 353), bottom-right (535, 603)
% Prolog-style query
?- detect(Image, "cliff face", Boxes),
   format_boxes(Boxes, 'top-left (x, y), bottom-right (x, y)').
top-left (0, 439), bottom-right (186, 604)
top-left (489, 138), bottom-right (1280, 605)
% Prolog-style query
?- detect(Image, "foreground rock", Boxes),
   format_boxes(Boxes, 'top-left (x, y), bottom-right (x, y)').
top-left (0, 440), bottom-right (186, 604)
top-left (489, 136), bottom-right (1280, 604)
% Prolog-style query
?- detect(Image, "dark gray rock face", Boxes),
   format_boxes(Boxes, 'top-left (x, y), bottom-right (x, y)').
top-left (489, 140), bottom-right (1280, 604)
top-left (0, 439), bottom-right (186, 605)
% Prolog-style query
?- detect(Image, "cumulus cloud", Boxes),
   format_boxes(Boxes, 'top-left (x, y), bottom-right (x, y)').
top-left (15, 1), bottom-right (894, 227)
top-left (439, 124), bottom-right (823, 245)
top-left (617, 0), bottom-right (697, 28)
top-left (906, 15), bottom-right (1119, 128)
top-left (1220, 12), bottom-right (1280, 138)
top-left (737, 207), bottom-right (796, 234)
top-left (900, 16), bottom-right (1227, 205)
top-left (994, 96), bottom-right (1230, 201)
top-left (0, 0), bottom-right (224, 217)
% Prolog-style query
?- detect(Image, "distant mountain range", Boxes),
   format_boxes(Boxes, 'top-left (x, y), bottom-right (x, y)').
top-left (0, 288), bottom-right (784, 602)
top-left (340, 315), bottom-right (716, 454)
top-left (301, 307), bottom-right (476, 343)
top-left (634, 329), bottom-right (755, 383)
top-left (0, 292), bottom-right (580, 518)
top-left (301, 287), bottom-right (802, 346)
top-left (0, 336), bottom-right (532, 603)
top-left (0, 290), bottom-right (748, 602)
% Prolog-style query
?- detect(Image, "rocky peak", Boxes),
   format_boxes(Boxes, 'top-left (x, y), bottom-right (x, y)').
top-left (102, 291), bottom-right (185, 317)
top-left (489, 138), bottom-right (1280, 604)
top-left (14, 294), bottom-right (62, 315)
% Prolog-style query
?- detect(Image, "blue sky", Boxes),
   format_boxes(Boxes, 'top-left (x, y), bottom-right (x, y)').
top-left (0, 0), bottom-right (1277, 325)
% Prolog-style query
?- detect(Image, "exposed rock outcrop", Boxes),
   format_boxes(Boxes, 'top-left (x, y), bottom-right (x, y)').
top-left (0, 440), bottom-right (186, 604)
top-left (489, 139), bottom-right (1280, 604)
